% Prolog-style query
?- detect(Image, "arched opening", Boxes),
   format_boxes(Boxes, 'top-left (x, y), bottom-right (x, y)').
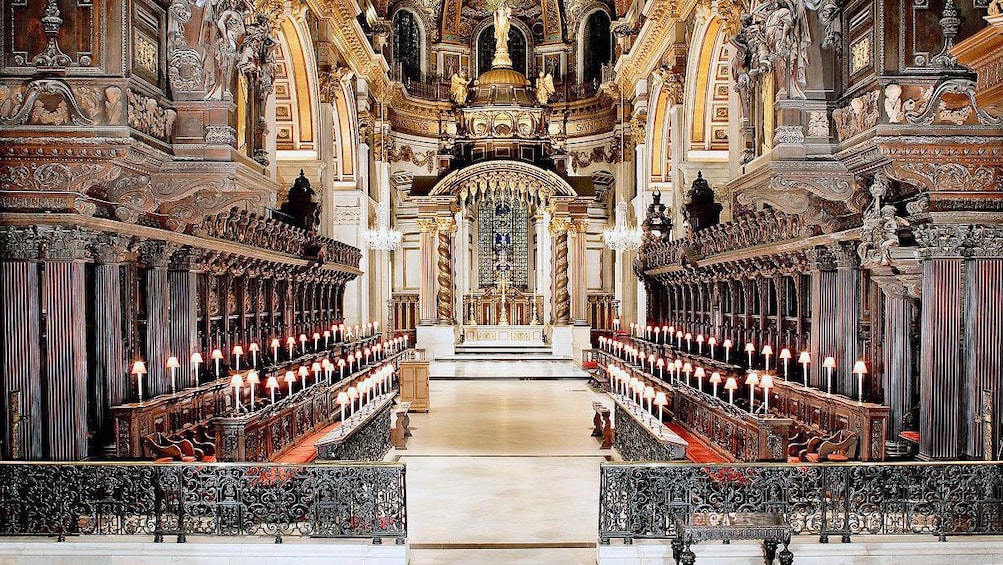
top-left (581, 10), bottom-right (611, 86)
top-left (477, 25), bottom-right (527, 76)
top-left (393, 10), bottom-right (423, 82)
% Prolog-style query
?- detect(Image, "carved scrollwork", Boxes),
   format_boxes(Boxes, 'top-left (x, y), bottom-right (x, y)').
top-left (0, 79), bottom-right (94, 127)
top-left (905, 79), bottom-right (1003, 126)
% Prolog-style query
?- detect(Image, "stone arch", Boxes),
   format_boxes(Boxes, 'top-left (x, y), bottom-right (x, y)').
top-left (429, 160), bottom-right (577, 210)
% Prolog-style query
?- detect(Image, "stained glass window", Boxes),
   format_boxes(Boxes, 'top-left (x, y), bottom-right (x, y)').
top-left (393, 10), bottom-right (422, 82)
top-left (478, 199), bottom-right (529, 288)
top-left (477, 25), bottom-right (527, 76)
top-left (582, 11), bottom-right (611, 86)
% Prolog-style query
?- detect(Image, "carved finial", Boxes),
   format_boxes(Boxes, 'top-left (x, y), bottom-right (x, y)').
top-left (931, 1), bottom-right (962, 69)
top-left (32, 0), bottom-right (72, 67)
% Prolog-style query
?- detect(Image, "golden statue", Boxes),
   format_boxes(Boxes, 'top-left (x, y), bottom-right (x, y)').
top-left (535, 69), bottom-right (555, 105)
top-left (491, 2), bottom-right (513, 68)
top-left (450, 69), bottom-right (470, 105)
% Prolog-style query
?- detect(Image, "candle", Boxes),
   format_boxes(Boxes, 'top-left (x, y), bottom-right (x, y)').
top-left (132, 360), bottom-right (147, 402)
top-left (761, 344), bottom-right (773, 373)
top-left (725, 376), bottom-right (737, 405)
top-left (246, 370), bottom-right (259, 411)
top-left (654, 391), bottom-right (667, 421)
top-left (853, 360), bottom-right (867, 402)
top-left (760, 374), bottom-right (774, 413)
top-left (643, 386), bottom-right (655, 413)
top-left (823, 356), bottom-right (836, 394)
top-left (723, 339), bottom-right (732, 363)
top-left (299, 334), bottom-right (308, 354)
top-left (284, 371), bottom-right (296, 397)
top-left (779, 348), bottom-right (791, 380)
top-left (646, 325), bottom-right (652, 341)
top-left (613, 318), bottom-right (620, 332)
top-left (298, 366), bottom-right (309, 392)
top-left (249, 343), bottom-right (259, 368)
top-left (685, 332), bottom-right (692, 351)
top-left (190, 352), bottom-right (203, 384)
top-left (661, 326), bottom-right (668, 344)
top-left (313, 332), bottom-right (320, 350)
top-left (694, 367), bottom-right (705, 391)
top-left (230, 374), bottom-right (244, 413)
top-left (166, 356), bottom-right (180, 394)
top-left (745, 343), bottom-right (755, 368)
top-left (271, 338), bottom-right (280, 362)
top-left (696, 334), bottom-right (704, 355)
top-left (657, 358), bottom-right (664, 379)
top-left (324, 330), bottom-right (331, 349)
top-left (266, 375), bottom-right (279, 404)
top-left (653, 327), bottom-right (660, 343)
top-left (348, 386), bottom-right (359, 412)
top-left (232, 345), bottom-right (243, 371)
top-left (337, 391), bottom-right (349, 422)
top-left (798, 352), bottom-right (811, 389)
top-left (674, 359), bottom-right (682, 383)
top-left (710, 372), bottom-right (721, 397)
top-left (708, 337), bottom-right (717, 358)
top-left (287, 336), bottom-right (295, 358)
top-left (676, 331), bottom-right (683, 348)
top-left (338, 358), bottom-right (346, 379)
top-left (682, 362), bottom-right (692, 386)
top-left (211, 349), bottom-right (224, 378)
top-left (311, 361), bottom-right (322, 385)
top-left (746, 372), bottom-right (759, 411)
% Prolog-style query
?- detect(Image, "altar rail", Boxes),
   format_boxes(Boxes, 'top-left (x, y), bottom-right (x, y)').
top-left (0, 461), bottom-right (406, 544)
top-left (599, 461), bottom-right (1003, 545)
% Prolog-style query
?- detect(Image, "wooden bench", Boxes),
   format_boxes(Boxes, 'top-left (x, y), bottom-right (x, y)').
top-left (592, 401), bottom-right (614, 449)
top-left (391, 402), bottom-right (413, 449)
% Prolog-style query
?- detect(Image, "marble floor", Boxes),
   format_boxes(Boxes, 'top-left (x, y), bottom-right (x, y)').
top-left (429, 360), bottom-right (590, 380)
top-left (401, 360), bottom-right (606, 565)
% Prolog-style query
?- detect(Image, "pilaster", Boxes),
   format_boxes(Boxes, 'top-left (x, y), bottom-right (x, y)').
top-left (0, 227), bottom-right (43, 460)
top-left (39, 228), bottom-right (91, 460)
top-left (417, 217), bottom-right (438, 325)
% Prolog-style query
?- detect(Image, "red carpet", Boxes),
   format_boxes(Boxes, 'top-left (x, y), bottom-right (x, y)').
top-left (665, 422), bottom-right (731, 464)
top-left (273, 421), bottom-right (342, 464)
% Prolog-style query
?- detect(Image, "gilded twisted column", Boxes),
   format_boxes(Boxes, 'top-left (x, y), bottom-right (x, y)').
top-left (551, 217), bottom-right (571, 325)
top-left (436, 218), bottom-right (456, 324)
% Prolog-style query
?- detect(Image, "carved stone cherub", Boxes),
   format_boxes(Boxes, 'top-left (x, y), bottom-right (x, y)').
top-left (450, 69), bottom-right (470, 105)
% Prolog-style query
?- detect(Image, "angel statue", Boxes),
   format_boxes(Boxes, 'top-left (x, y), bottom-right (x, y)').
top-left (450, 68), bottom-right (471, 105)
top-left (535, 68), bottom-right (555, 105)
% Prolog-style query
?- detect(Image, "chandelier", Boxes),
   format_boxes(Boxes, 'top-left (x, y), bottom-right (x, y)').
top-left (603, 200), bottom-right (643, 252)
top-left (364, 200), bottom-right (402, 251)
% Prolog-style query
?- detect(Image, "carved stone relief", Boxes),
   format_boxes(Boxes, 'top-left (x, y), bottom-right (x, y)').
top-left (832, 91), bottom-right (879, 141)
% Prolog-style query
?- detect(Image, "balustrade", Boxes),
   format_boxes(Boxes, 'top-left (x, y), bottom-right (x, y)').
top-left (0, 462), bottom-right (406, 543)
top-left (599, 461), bottom-right (1003, 544)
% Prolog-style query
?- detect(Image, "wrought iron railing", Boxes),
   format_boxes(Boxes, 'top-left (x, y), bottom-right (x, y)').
top-left (599, 461), bottom-right (1003, 544)
top-left (0, 462), bottom-right (406, 544)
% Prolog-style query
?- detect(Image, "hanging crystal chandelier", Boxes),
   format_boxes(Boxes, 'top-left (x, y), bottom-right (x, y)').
top-left (603, 200), bottom-right (643, 252)
top-left (364, 200), bottom-right (403, 251)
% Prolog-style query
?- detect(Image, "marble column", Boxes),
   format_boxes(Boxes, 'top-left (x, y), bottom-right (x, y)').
top-left (550, 217), bottom-right (571, 325)
top-left (436, 217), bottom-right (456, 325)
top-left (417, 218), bottom-right (438, 324)
top-left (571, 218), bottom-right (589, 324)
top-left (535, 209), bottom-right (553, 325)
top-left (142, 242), bottom-right (173, 399)
top-left (92, 235), bottom-right (127, 437)
top-left (169, 249), bottom-right (200, 391)
top-left (42, 243), bottom-right (90, 461)
top-left (0, 228), bottom-right (42, 460)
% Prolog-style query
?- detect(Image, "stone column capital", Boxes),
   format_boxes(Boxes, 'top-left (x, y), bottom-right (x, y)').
top-left (417, 218), bottom-right (438, 233)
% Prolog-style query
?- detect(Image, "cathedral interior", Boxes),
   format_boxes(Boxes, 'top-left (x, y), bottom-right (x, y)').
top-left (2, 0), bottom-right (1003, 562)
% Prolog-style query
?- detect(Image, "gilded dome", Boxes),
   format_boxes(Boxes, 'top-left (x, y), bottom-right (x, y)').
top-left (476, 67), bottom-right (530, 88)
